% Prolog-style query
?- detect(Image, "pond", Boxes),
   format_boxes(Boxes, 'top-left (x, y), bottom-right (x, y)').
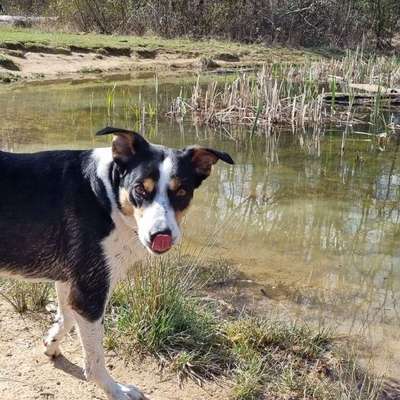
top-left (1, 74), bottom-right (399, 378)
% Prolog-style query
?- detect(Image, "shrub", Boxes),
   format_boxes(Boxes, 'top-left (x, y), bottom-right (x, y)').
top-left (6, 1), bottom-right (400, 49)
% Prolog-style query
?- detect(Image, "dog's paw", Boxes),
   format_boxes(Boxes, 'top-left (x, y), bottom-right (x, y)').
top-left (107, 383), bottom-right (150, 400)
top-left (43, 338), bottom-right (62, 359)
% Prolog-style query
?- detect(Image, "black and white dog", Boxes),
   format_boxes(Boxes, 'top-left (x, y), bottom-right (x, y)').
top-left (0, 127), bottom-right (234, 400)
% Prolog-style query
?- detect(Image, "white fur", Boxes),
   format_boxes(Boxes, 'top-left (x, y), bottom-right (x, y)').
top-left (92, 147), bottom-right (147, 284)
top-left (74, 312), bottom-right (147, 400)
top-left (102, 211), bottom-right (147, 288)
top-left (92, 147), bottom-right (117, 209)
top-left (44, 282), bottom-right (74, 357)
top-left (137, 156), bottom-right (181, 249)
top-left (93, 148), bottom-right (181, 255)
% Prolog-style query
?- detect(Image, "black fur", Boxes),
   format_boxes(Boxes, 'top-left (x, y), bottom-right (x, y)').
top-left (0, 150), bottom-right (113, 321)
top-left (0, 128), bottom-right (234, 323)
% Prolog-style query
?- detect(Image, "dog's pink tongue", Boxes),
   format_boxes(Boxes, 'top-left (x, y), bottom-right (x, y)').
top-left (151, 234), bottom-right (172, 253)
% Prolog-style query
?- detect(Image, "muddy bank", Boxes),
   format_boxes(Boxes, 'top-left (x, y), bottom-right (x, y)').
top-left (0, 26), bottom-right (328, 85)
top-left (0, 39), bottom-right (263, 84)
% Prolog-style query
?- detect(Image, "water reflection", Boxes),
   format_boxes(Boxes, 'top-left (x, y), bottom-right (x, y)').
top-left (1, 79), bottom-right (400, 375)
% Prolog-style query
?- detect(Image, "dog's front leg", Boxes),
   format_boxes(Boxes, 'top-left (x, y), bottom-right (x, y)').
top-left (44, 282), bottom-right (75, 358)
top-left (74, 312), bottom-right (149, 400)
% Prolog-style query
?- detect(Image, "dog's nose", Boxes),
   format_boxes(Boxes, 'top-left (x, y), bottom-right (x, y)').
top-left (150, 229), bottom-right (172, 254)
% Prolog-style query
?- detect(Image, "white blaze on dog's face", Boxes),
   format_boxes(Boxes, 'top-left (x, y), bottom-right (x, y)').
top-left (96, 127), bottom-right (234, 255)
top-left (133, 155), bottom-right (180, 253)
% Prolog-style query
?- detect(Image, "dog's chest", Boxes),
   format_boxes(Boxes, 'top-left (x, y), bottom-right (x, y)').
top-left (101, 215), bottom-right (146, 285)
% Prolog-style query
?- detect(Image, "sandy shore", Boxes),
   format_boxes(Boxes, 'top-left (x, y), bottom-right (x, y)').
top-left (0, 300), bottom-right (226, 400)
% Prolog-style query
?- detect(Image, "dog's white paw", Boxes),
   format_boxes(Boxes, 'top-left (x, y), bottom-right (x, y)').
top-left (43, 338), bottom-right (61, 359)
top-left (107, 383), bottom-right (150, 400)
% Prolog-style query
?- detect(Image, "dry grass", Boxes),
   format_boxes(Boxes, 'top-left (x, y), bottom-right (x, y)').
top-left (168, 50), bottom-right (400, 137)
top-left (0, 280), bottom-right (52, 313)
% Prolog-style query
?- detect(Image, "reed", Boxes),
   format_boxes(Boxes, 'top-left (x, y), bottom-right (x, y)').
top-left (169, 70), bottom-right (339, 132)
top-left (106, 83), bottom-right (116, 121)
top-left (168, 51), bottom-right (400, 137)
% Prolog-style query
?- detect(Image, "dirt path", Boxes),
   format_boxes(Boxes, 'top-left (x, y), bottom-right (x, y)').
top-left (0, 300), bottom-right (226, 400)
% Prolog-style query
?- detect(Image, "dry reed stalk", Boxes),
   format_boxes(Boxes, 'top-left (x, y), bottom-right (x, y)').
top-left (167, 52), bottom-right (399, 137)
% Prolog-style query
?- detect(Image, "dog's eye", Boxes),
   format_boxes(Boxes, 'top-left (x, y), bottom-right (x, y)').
top-left (134, 183), bottom-right (147, 198)
top-left (176, 188), bottom-right (187, 197)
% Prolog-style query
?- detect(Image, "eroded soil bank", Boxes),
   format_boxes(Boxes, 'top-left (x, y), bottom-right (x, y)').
top-left (0, 26), bottom-right (325, 84)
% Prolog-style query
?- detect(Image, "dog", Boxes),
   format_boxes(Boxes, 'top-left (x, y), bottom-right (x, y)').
top-left (0, 127), bottom-right (234, 400)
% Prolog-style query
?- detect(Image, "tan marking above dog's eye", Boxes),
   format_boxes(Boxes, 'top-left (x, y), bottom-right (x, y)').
top-left (143, 178), bottom-right (155, 193)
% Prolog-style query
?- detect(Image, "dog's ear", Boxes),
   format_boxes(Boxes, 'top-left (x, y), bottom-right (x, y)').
top-left (184, 146), bottom-right (234, 184)
top-left (96, 127), bottom-right (149, 166)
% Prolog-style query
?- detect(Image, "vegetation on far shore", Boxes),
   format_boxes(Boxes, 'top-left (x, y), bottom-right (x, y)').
top-left (0, 252), bottom-right (383, 400)
top-left (0, 26), bottom-right (325, 63)
top-left (3, 1), bottom-right (400, 51)
top-left (0, 25), bottom-right (339, 84)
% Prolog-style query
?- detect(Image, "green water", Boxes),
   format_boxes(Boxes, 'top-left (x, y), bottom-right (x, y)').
top-left (1, 76), bottom-right (400, 377)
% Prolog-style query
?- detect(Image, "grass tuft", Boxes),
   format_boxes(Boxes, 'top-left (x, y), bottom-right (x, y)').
top-left (106, 255), bottom-right (231, 382)
top-left (231, 347), bottom-right (265, 400)
top-left (0, 280), bottom-right (52, 313)
top-left (225, 317), bottom-right (332, 359)
top-left (105, 254), bottom-right (382, 399)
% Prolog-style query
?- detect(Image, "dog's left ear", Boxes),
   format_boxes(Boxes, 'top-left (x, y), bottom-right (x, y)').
top-left (96, 126), bottom-right (149, 166)
top-left (185, 146), bottom-right (234, 181)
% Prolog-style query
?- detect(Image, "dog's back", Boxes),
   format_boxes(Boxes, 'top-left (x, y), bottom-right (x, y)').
top-left (0, 150), bottom-right (112, 281)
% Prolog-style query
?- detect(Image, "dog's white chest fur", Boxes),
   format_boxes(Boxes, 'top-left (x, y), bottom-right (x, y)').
top-left (101, 212), bottom-right (147, 285)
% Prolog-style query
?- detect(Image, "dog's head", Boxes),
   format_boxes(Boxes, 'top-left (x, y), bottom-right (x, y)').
top-left (97, 127), bottom-right (234, 255)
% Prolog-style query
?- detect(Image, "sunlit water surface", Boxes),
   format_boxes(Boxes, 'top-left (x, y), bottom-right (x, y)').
top-left (1, 75), bottom-right (400, 377)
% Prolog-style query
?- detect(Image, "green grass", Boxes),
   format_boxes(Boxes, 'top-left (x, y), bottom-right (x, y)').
top-left (231, 347), bottom-right (265, 400)
top-left (0, 26), bottom-right (324, 62)
top-left (79, 66), bottom-right (103, 74)
top-left (106, 256), bottom-right (231, 382)
top-left (225, 317), bottom-right (374, 400)
top-left (105, 253), bottom-right (382, 400)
